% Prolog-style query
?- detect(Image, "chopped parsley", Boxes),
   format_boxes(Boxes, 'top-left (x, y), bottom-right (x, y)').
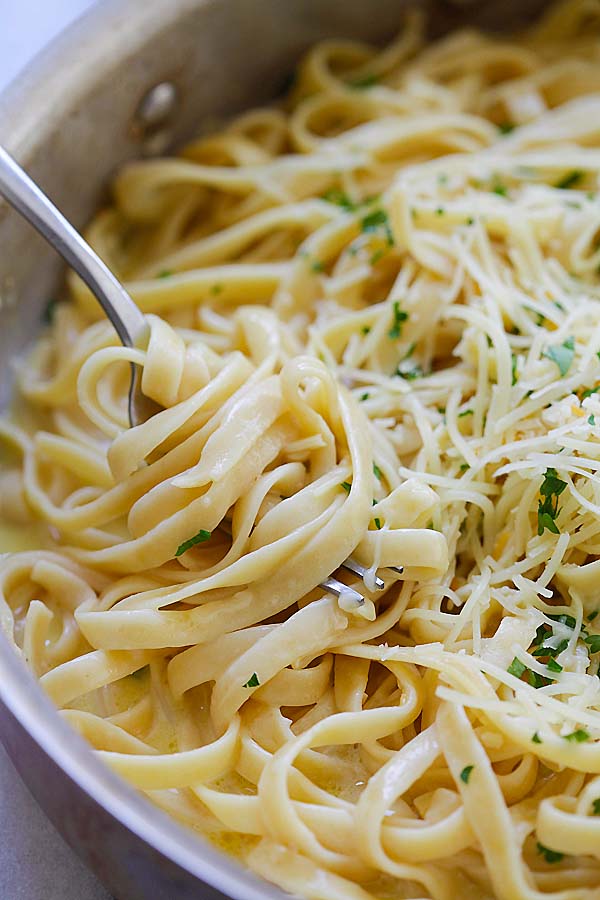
top-left (492, 181), bottom-right (508, 197)
top-left (175, 529), bottom-right (211, 557)
top-left (536, 842), bottom-right (564, 864)
top-left (243, 673), bottom-right (260, 688)
top-left (396, 361), bottom-right (424, 381)
top-left (507, 657), bottom-right (551, 688)
top-left (458, 408), bottom-right (473, 417)
top-left (158, 269), bottom-right (173, 278)
top-left (388, 301), bottom-right (408, 339)
top-left (511, 353), bottom-right (518, 386)
top-left (374, 517), bottom-right (382, 530)
top-left (370, 248), bottom-right (386, 265)
top-left (43, 297), bottom-right (59, 324)
top-left (360, 208), bottom-right (393, 245)
top-left (360, 392), bottom-right (370, 401)
top-left (584, 633), bottom-right (600, 654)
top-left (555, 170), bottom-right (584, 190)
top-left (508, 657), bottom-right (527, 678)
top-left (564, 729), bottom-right (589, 743)
top-left (546, 658), bottom-right (563, 673)
top-left (460, 765), bottom-right (474, 784)
top-left (542, 336), bottom-right (575, 377)
top-left (349, 73), bottom-right (379, 90)
top-left (340, 481), bottom-right (352, 493)
top-left (532, 732), bottom-right (542, 744)
top-left (589, 611), bottom-right (599, 622)
top-left (311, 259), bottom-right (325, 273)
top-left (210, 283), bottom-right (223, 295)
top-left (361, 325), bottom-right (371, 335)
top-left (532, 638), bottom-right (568, 659)
top-left (589, 415), bottom-right (596, 426)
top-left (373, 463), bottom-right (383, 480)
top-left (322, 188), bottom-right (356, 210)
top-left (582, 385), bottom-right (600, 400)
top-left (592, 799), bottom-right (600, 816)
top-left (537, 467), bottom-right (567, 536)
top-left (435, 206), bottom-right (445, 216)
top-left (498, 122), bottom-right (515, 134)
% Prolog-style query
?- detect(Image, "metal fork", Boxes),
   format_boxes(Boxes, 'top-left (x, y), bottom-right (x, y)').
top-left (218, 520), bottom-right (402, 605)
top-left (0, 146), bottom-right (403, 603)
top-left (0, 145), bottom-right (157, 427)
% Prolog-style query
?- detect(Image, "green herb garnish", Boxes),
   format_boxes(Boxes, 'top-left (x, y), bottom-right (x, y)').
top-left (498, 122), bottom-right (515, 134)
top-left (374, 517), bottom-right (382, 530)
top-left (43, 298), bottom-right (58, 324)
top-left (373, 463), bottom-right (383, 480)
top-left (349, 73), bottom-right (379, 90)
top-left (542, 336), bottom-right (575, 377)
top-left (340, 481), bottom-right (352, 493)
top-left (388, 301), bottom-right (408, 339)
top-left (360, 392), bottom-right (370, 401)
top-left (158, 269), bottom-right (173, 278)
top-left (175, 529), bottom-right (212, 557)
top-left (396, 362), bottom-right (424, 381)
top-left (564, 729), bottom-right (590, 742)
top-left (532, 732), bottom-right (542, 744)
top-left (537, 843), bottom-right (564, 864)
top-left (460, 765), bottom-right (474, 784)
top-left (537, 467), bottom-right (567, 536)
top-left (585, 633), bottom-right (600, 654)
top-left (546, 658), bottom-right (563, 673)
top-left (243, 673), bottom-right (260, 688)
top-left (322, 188), bottom-right (356, 211)
top-left (511, 353), bottom-right (518, 386)
top-left (592, 798), bottom-right (600, 815)
top-left (361, 208), bottom-right (393, 245)
top-left (210, 283), bottom-right (223, 295)
top-left (555, 170), bottom-right (584, 190)
top-left (458, 408), bottom-right (473, 418)
top-left (508, 657), bottom-right (527, 678)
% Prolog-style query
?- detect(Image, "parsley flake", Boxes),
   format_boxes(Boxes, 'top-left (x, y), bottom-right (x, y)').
top-left (158, 269), bottom-right (173, 278)
top-left (175, 529), bottom-right (211, 557)
top-left (374, 517), bottom-right (382, 530)
top-left (498, 122), bottom-right (515, 134)
top-left (564, 729), bottom-right (589, 742)
top-left (340, 481), bottom-right (352, 493)
top-left (373, 463), bottom-right (383, 480)
top-left (592, 799), bottom-right (600, 815)
top-left (542, 336), bottom-right (575, 377)
top-left (537, 842), bottom-right (564, 864)
top-left (322, 188), bottom-right (356, 211)
top-left (460, 765), bottom-right (474, 784)
top-left (243, 673), bottom-right (260, 688)
top-left (532, 732), bottom-right (542, 744)
top-left (555, 170), bottom-right (584, 190)
top-left (349, 73), bottom-right (379, 90)
top-left (388, 301), bottom-right (409, 339)
top-left (537, 468), bottom-right (567, 536)
top-left (508, 657), bottom-right (527, 678)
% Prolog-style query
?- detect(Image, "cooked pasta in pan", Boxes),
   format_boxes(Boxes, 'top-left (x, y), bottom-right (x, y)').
top-left (3, 2), bottom-right (600, 897)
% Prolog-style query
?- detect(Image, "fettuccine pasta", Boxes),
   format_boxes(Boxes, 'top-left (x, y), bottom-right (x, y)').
top-left (3, 2), bottom-right (600, 897)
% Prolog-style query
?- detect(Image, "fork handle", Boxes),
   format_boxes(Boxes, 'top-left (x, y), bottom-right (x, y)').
top-left (0, 144), bottom-right (148, 349)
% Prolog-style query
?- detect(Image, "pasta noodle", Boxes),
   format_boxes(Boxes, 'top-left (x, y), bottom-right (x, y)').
top-left (4, 2), bottom-right (600, 896)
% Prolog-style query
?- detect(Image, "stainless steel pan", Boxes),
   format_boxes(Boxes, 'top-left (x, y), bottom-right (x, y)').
top-left (0, 1), bottom-right (550, 897)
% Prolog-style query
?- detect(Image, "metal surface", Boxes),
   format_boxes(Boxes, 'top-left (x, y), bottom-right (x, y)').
top-left (0, 1), bottom-right (551, 899)
top-left (0, 144), bottom-right (154, 428)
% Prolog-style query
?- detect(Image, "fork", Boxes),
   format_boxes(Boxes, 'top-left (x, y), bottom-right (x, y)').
top-left (0, 145), bottom-right (402, 603)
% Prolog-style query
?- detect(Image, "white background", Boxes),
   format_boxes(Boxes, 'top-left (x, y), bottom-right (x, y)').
top-left (0, 4), bottom-right (112, 898)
